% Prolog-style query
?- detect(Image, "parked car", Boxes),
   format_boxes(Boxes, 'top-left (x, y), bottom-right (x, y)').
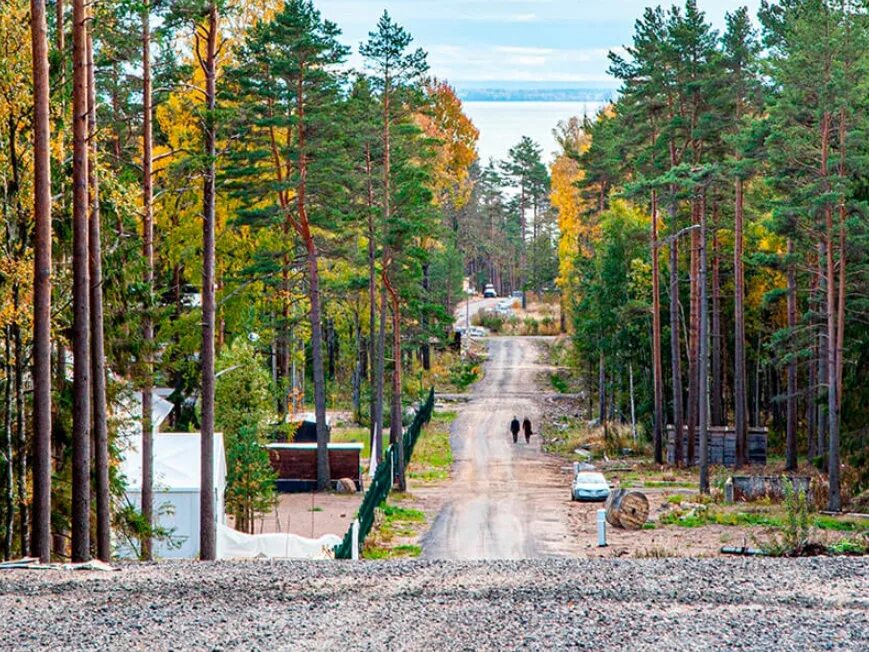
top-left (468, 326), bottom-right (489, 338)
top-left (483, 284), bottom-right (497, 298)
top-left (571, 471), bottom-right (610, 502)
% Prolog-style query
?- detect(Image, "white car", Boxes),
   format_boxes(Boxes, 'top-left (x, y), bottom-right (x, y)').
top-left (571, 472), bottom-right (610, 502)
top-left (483, 284), bottom-right (497, 298)
top-left (468, 326), bottom-right (489, 338)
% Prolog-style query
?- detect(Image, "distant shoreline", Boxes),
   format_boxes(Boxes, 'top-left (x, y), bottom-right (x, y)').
top-left (456, 88), bottom-right (616, 103)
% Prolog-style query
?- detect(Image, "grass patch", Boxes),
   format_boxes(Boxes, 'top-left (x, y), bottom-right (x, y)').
top-left (363, 543), bottom-right (422, 559)
top-left (308, 506), bottom-right (323, 513)
top-left (407, 411), bottom-right (455, 483)
top-left (827, 538), bottom-right (869, 555)
top-left (813, 515), bottom-right (867, 532)
top-left (644, 481), bottom-right (696, 489)
top-left (658, 506), bottom-right (869, 534)
top-left (550, 373), bottom-right (570, 394)
top-left (380, 503), bottom-right (425, 522)
top-left (330, 426), bottom-right (371, 460)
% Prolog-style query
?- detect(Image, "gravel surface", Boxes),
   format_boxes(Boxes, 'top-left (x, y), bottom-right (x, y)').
top-left (2, 557), bottom-right (866, 651)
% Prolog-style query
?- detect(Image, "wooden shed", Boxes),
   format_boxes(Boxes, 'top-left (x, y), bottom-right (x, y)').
top-left (265, 442), bottom-right (363, 492)
top-left (666, 426), bottom-right (767, 466)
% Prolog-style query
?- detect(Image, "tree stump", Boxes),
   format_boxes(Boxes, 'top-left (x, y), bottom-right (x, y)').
top-left (605, 489), bottom-right (649, 530)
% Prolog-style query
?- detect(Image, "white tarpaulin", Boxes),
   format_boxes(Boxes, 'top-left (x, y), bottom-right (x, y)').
top-left (118, 432), bottom-right (226, 559)
top-left (216, 524), bottom-right (340, 560)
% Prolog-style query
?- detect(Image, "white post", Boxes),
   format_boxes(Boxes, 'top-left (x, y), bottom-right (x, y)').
top-left (351, 518), bottom-right (360, 560)
top-left (597, 509), bottom-right (607, 547)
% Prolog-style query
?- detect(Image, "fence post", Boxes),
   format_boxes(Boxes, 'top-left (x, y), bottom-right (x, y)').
top-left (351, 518), bottom-right (360, 560)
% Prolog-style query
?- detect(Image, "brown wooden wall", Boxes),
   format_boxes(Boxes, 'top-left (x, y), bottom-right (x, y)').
top-left (267, 447), bottom-right (361, 491)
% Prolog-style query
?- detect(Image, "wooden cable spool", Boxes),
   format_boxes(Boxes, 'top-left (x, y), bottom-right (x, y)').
top-left (605, 489), bottom-right (649, 530)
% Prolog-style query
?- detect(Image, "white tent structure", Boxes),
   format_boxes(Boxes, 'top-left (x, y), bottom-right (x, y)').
top-left (118, 432), bottom-right (226, 559)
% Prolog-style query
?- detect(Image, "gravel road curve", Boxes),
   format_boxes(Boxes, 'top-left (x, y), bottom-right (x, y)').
top-left (2, 558), bottom-right (866, 651)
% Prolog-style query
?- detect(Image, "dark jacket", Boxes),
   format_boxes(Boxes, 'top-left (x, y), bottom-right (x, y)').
top-left (510, 418), bottom-right (520, 434)
top-left (522, 418), bottom-right (533, 436)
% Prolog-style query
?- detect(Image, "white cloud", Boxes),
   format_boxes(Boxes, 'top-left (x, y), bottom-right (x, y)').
top-left (424, 44), bottom-right (620, 82)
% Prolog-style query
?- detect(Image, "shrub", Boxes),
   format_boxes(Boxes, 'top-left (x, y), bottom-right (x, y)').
top-left (479, 313), bottom-right (504, 333)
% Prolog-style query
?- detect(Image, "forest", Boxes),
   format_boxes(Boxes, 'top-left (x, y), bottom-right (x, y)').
top-left (0, 0), bottom-right (558, 562)
top-left (553, 1), bottom-right (867, 504)
top-left (0, 0), bottom-right (866, 566)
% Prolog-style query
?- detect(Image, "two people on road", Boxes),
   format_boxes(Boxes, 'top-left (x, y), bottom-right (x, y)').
top-left (510, 416), bottom-right (533, 444)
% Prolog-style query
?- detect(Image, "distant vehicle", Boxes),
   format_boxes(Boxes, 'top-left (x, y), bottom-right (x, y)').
top-left (468, 326), bottom-right (489, 338)
top-left (483, 284), bottom-right (497, 298)
top-left (571, 471), bottom-right (610, 502)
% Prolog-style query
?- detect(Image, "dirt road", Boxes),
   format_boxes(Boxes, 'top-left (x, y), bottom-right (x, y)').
top-left (422, 336), bottom-right (580, 559)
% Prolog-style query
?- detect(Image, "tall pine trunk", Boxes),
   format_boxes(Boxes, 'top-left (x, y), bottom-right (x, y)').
top-left (822, 110), bottom-right (839, 512)
top-left (650, 189), bottom-right (665, 464)
top-left (816, 244), bottom-right (828, 458)
top-left (598, 351), bottom-right (606, 428)
top-left (698, 192), bottom-right (710, 493)
top-left (30, 0), bottom-right (53, 563)
top-left (306, 243), bottom-right (330, 489)
top-left (686, 224), bottom-right (700, 465)
top-left (733, 174), bottom-right (748, 467)
top-left (710, 206), bottom-right (723, 426)
top-left (87, 23), bottom-right (110, 561)
top-left (785, 239), bottom-right (798, 471)
top-left (668, 193), bottom-right (684, 467)
top-left (386, 278), bottom-right (405, 491)
top-left (13, 307), bottom-right (27, 555)
top-left (374, 280), bottom-right (388, 472)
top-left (198, 4), bottom-right (218, 561)
top-left (295, 71), bottom-right (331, 491)
top-left (71, 0), bottom-right (91, 563)
top-left (140, 0), bottom-right (154, 560)
top-left (366, 144), bottom-right (379, 471)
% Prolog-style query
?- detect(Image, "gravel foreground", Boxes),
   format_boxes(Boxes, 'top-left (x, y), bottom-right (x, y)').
top-left (2, 558), bottom-right (867, 651)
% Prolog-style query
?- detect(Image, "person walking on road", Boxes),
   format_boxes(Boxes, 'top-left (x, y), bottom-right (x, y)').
top-left (510, 416), bottom-right (520, 443)
top-left (522, 417), bottom-right (533, 444)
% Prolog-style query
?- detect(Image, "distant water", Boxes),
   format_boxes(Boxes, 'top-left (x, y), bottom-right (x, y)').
top-left (462, 101), bottom-right (609, 166)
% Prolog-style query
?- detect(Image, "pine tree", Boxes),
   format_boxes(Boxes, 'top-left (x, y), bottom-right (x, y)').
top-left (29, 0), bottom-right (53, 563)
top-left (225, 0), bottom-right (351, 490)
top-left (70, 0), bottom-right (91, 563)
top-left (501, 136), bottom-right (545, 305)
top-left (360, 11), bottom-right (428, 491)
top-left (608, 6), bottom-right (669, 463)
top-left (86, 8), bottom-right (110, 561)
top-left (722, 6), bottom-right (762, 467)
top-left (140, 0), bottom-right (156, 561)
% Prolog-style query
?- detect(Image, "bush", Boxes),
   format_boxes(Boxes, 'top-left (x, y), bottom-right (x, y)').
top-left (449, 359), bottom-right (479, 391)
top-left (478, 313), bottom-right (504, 333)
top-left (225, 424), bottom-right (277, 534)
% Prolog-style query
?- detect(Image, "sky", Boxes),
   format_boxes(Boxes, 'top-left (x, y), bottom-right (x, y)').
top-left (316, 1), bottom-right (764, 85)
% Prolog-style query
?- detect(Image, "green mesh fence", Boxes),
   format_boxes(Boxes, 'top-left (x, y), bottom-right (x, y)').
top-left (333, 388), bottom-right (435, 559)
